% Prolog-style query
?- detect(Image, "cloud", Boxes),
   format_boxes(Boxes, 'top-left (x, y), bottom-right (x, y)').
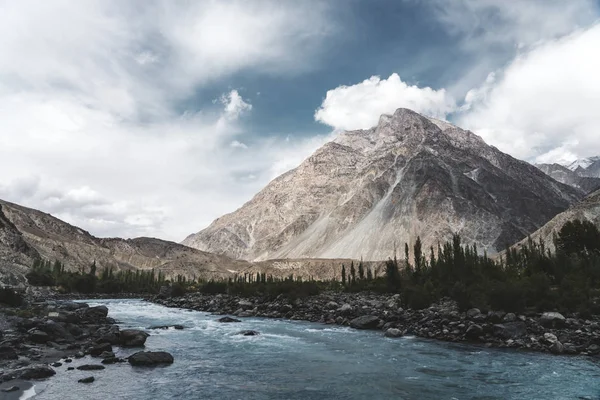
top-left (314, 73), bottom-right (455, 131)
top-left (0, 1), bottom-right (335, 240)
top-left (428, 0), bottom-right (599, 96)
top-left (220, 90), bottom-right (252, 121)
top-left (456, 24), bottom-right (600, 162)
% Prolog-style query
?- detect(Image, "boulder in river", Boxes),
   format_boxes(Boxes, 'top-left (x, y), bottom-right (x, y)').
top-left (350, 315), bottom-right (381, 330)
top-left (384, 328), bottom-right (403, 338)
top-left (0, 365), bottom-right (56, 382)
top-left (147, 324), bottom-right (185, 330)
top-left (78, 376), bottom-right (95, 384)
top-left (120, 329), bottom-right (149, 347)
top-left (236, 330), bottom-right (260, 336)
top-left (217, 317), bottom-right (241, 323)
top-left (77, 305), bottom-right (109, 322)
top-left (128, 351), bottom-right (174, 366)
top-left (77, 365), bottom-right (105, 371)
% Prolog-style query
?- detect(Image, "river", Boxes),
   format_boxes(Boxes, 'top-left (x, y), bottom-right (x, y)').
top-left (30, 299), bottom-right (600, 399)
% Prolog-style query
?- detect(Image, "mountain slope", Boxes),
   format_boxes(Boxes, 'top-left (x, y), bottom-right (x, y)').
top-left (183, 108), bottom-right (582, 261)
top-left (0, 199), bottom-right (249, 283)
top-left (513, 189), bottom-right (600, 252)
top-left (536, 163), bottom-right (600, 194)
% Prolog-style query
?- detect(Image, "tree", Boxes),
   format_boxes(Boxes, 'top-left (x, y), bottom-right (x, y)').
top-left (350, 261), bottom-right (356, 285)
top-left (358, 258), bottom-right (365, 280)
top-left (341, 264), bottom-right (346, 285)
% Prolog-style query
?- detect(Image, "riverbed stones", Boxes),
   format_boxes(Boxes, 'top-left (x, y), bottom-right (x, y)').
top-left (466, 308), bottom-right (481, 319)
top-left (119, 329), bottom-right (149, 347)
top-left (350, 315), bottom-right (381, 330)
top-left (128, 351), bottom-right (174, 366)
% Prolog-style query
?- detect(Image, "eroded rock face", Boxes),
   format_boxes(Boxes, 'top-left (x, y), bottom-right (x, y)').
top-left (184, 108), bottom-right (581, 261)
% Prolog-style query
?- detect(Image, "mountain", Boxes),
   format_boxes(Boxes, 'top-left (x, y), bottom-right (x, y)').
top-left (513, 188), bottom-right (600, 252)
top-left (535, 163), bottom-right (600, 194)
top-left (183, 108), bottom-right (582, 261)
top-left (566, 156), bottom-right (600, 174)
top-left (0, 198), bottom-right (249, 285)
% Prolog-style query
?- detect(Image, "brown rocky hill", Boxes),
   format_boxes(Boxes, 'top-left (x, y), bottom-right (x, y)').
top-left (0, 199), bottom-right (249, 284)
top-left (512, 189), bottom-right (600, 252)
top-left (184, 108), bottom-right (583, 261)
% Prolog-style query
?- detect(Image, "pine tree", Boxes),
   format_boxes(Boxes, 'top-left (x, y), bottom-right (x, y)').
top-left (341, 264), bottom-right (346, 285)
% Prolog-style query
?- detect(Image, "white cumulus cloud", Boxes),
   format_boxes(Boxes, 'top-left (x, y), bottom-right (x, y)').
top-left (314, 73), bottom-right (455, 131)
top-left (456, 24), bottom-right (600, 162)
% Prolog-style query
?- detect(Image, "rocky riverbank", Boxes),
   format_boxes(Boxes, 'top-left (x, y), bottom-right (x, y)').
top-left (153, 292), bottom-right (600, 357)
top-left (0, 296), bottom-right (173, 393)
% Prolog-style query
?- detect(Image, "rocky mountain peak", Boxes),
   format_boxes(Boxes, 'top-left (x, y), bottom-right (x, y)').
top-left (183, 108), bottom-right (582, 261)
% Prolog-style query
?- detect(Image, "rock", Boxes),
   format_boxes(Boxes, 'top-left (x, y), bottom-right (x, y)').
top-left (217, 317), bottom-right (241, 323)
top-left (119, 329), bottom-right (149, 347)
top-left (51, 362), bottom-right (62, 367)
top-left (384, 328), bottom-right (403, 338)
top-left (338, 304), bottom-right (353, 313)
top-left (1, 365), bottom-right (56, 381)
top-left (67, 367), bottom-right (74, 371)
top-left (543, 332), bottom-right (558, 344)
top-left (540, 312), bottom-right (566, 328)
top-left (28, 329), bottom-right (49, 343)
top-left (77, 305), bottom-right (109, 322)
top-left (101, 357), bottom-right (120, 364)
top-left (78, 376), bottom-right (95, 384)
top-left (89, 342), bottom-right (113, 356)
top-left (238, 300), bottom-right (253, 309)
top-left (350, 315), bottom-right (381, 330)
top-left (0, 345), bottom-right (18, 360)
top-left (493, 322), bottom-right (527, 339)
top-left (77, 365), bottom-right (105, 371)
top-left (550, 341), bottom-right (564, 355)
top-left (466, 308), bottom-right (481, 319)
top-left (99, 351), bottom-right (115, 359)
top-left (147, 325), bottom-right (185, 330)
top-left (1, 386), bottom-right (19, 392)
top-left (128, 351), bottom-right (174, 366)
top-left (587, 344), bottom-right (600, 355)
top-left (237, 311), bottom-right (254, 317)
top-left (503, 313), bottom-right (517, 323)
top-left (326, 301), bottom-right (339, 309)
top-left (487, 311), bottom-right (506, 324)
top-left (236, 330), bottom-right (260, 336)
top-left (465, 324), bottom-right (484, 339)
top-left (74, 351), bottom-right (85, 358)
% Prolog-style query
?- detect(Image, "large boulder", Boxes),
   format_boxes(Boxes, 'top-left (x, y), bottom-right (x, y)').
top-left (539, 312), bottom-right (566, 328)
top-left (77, 305), bottom-right (109, 322)
top-left (492, 322), bottom-right (527, 339)
top-left (465, 324), bottom-right (484, 339)
top-left (28, 329), bottom-right (49, 344)
top-left (119, 329), bottom-right (149, 347)
top-left (39, 320), bottom-right (74, 342)
top-left (128, 351), bottom-right (174, 366)
top-left (0, 365), bottom-right (56, 383)
top-left (466, 308), bottom-right (481, 319)
top-left (350, 315), bottom-right (381, 330)
top-left (236, 330), bottom-right (260, 336)
top-left (89, 342), bottom-right (113, 357)
top-left (77, 365), bottom-right (105, 371)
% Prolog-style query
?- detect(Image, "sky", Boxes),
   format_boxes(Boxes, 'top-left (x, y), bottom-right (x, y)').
top-left (1, 0), bottom-right (600, 241)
